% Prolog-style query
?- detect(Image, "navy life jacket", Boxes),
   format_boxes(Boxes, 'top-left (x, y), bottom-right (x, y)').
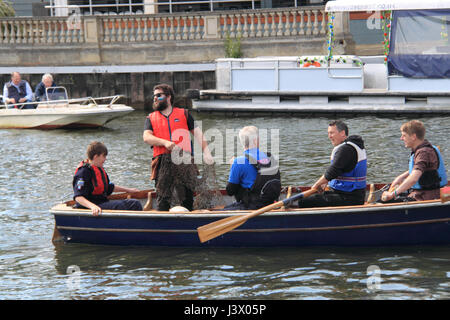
top-left (328, 141), bottom-right (367, 192)
top-left (410, 145), bottom-right (447, 190)
top-left (241, 152), bottom-right (281, 209)
top-left (6, 81), bottom-right (27, 105)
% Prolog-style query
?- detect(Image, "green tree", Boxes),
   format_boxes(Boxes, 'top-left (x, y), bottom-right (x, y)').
top-left (0, 0), bottom-right (15, 17)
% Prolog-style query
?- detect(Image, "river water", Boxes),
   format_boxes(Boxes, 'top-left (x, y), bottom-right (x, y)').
top-left (0, 110), bottom-right (449, 300)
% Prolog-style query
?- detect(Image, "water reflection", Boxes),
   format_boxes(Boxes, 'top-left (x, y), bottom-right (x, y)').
top-left (51, 244), bottom-right (450, 300)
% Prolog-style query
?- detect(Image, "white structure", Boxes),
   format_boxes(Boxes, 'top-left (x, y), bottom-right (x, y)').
top-left (192, 0), bottom-right (450, 114)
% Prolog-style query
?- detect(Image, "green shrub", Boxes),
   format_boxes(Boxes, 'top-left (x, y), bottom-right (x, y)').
top-left (0, 0), bottom-right (15, 17)
top-left (224, 32), bottom-right (242, 58)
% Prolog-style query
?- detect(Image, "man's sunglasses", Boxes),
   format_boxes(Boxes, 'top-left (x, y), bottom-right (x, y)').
top-left (153, 93), bottom-right (166, 99)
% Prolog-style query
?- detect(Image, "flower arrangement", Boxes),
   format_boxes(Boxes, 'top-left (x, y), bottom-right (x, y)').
top-left (381, 10), bottom-right (391, 64)
top-left (298, 57), bottom-right (325, 67)
top-left (297, 56), bottom-right (362, 68)
top-left (326, 12), bottom-right (335, 61)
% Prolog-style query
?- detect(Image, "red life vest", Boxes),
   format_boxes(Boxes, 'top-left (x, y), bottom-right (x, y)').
top-left (148, 107), bottom-right (192, 158)
top-left (75, 160), bottom-right (108, 196)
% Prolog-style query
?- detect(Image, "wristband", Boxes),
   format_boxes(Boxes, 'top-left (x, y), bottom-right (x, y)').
top-left (394, 190), bottom-right (398, 198)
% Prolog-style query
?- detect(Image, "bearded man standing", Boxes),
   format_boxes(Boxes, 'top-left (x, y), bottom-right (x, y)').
top-left (143, 83), bottom-right (213, 211)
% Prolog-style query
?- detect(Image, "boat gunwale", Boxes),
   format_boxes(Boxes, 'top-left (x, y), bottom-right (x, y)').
top-left (0, 105), bottom-right (133, 114)
top-left (50, 199), bottom-right (449, 219)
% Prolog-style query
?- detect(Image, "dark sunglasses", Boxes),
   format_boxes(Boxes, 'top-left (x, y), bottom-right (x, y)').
top-left (153, 93), bottom-right (166, 99)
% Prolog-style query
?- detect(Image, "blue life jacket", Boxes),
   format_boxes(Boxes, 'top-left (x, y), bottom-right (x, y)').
top-left (328, 141), bottom-right (367, 192)
top-left (409, 145), bottom-right (447, 190)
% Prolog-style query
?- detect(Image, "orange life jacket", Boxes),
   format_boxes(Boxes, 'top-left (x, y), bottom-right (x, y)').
top-left (75, 160), bottom-right (108, 196)
top-left (148, 108), bottom-right (192, 158)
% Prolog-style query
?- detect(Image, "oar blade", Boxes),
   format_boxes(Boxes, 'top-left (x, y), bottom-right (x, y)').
top-left (197, 214), bottom-right (248, 243)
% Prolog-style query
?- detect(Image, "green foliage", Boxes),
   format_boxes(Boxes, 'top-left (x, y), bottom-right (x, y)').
top-left (224, 32), bottom-right (242, 58)
top-left (0, 0), bottom-right (15, 17)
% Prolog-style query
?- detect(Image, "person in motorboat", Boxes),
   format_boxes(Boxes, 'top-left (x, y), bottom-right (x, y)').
top-left (73, 141), bottom-right (143, 216)
top-left (2, 72), bottom-right (35, 109)
top-left (143, 83), bottom-right (214, 211)
top-left (224, 126), bottom-right (281, 210)
top-left (381, 120), bottom-right (447, 202)
top-left (297, 120), bottom-right (367, 208)
top-left (34, 73), bottom-right (57, 102)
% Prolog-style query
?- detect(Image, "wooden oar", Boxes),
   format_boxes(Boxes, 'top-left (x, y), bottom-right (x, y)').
top-left (197, 188), bottom-right (317, 243)
top-left (281, 186), bottom-right (292, 210)
top-left (441, 186), bottom-right (450, 203)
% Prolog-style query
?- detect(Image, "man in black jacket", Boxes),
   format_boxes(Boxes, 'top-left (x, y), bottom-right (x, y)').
top-left (34, 73), bottom-right (57, 102)
top-left (298, 120), bottom-right (367, 208)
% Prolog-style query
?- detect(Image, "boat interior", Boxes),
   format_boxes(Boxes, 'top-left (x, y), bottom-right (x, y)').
top-left (55, 184), bottom-right (450, 214)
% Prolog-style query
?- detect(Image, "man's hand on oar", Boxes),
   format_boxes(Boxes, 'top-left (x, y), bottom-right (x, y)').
top-left (197, 188), bottom-right (318, 243)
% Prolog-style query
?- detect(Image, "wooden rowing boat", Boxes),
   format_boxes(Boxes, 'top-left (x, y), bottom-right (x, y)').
top-left (49, 184), bottom-right (450, 247)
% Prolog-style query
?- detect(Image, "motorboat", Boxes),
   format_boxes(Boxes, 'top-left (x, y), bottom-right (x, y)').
top-left (0, 86), bottom-right (134, 129)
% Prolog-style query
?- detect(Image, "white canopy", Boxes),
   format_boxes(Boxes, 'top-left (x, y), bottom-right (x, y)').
top-left (325, 0), bottom-right (450, 12)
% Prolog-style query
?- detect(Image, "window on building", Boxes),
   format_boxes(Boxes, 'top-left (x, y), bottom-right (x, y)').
top-left (68, 0), bottom-right (144, 15)
top-left (65, 0), bottom-right (329, 15)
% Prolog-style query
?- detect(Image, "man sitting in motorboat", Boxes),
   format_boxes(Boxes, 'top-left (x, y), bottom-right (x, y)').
top-left (2, 72), bottom-right (35, 109)
top-left (297, 120), bottom-right (367, 208)
top-left (224, 126), bottom-right (281, 210)
top-left (382, 120), bottom-right (447, 202)
top-left (73, 141), bottom-right (143, 216)
top-left (34, 73), bottom-right (57, 102)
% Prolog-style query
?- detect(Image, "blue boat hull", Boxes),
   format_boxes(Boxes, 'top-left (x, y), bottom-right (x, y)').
top-left (51, 200), bottom-right (450, 247)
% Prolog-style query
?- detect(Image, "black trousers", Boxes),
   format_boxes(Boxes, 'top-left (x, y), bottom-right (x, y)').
top-left (99, 199), bottom-right (143, 211)
top-left (76, 199), bottom-right (143, 211)
top-left (222, 201), bottom-right (248, 211)
top-left (156, 187), bottom-right (194, 211)
top-left (298, 189), bottom-right (365, 208)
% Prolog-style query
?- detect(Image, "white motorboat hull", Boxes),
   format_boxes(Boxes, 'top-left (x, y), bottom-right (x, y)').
top-left (0, 104), bottom-right (134, 129)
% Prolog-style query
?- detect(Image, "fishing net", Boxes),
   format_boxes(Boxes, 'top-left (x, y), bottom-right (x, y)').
top-left (193, 163), bottom-right (225, 210)
top-left (156, 153), bottom-right (224, 210)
